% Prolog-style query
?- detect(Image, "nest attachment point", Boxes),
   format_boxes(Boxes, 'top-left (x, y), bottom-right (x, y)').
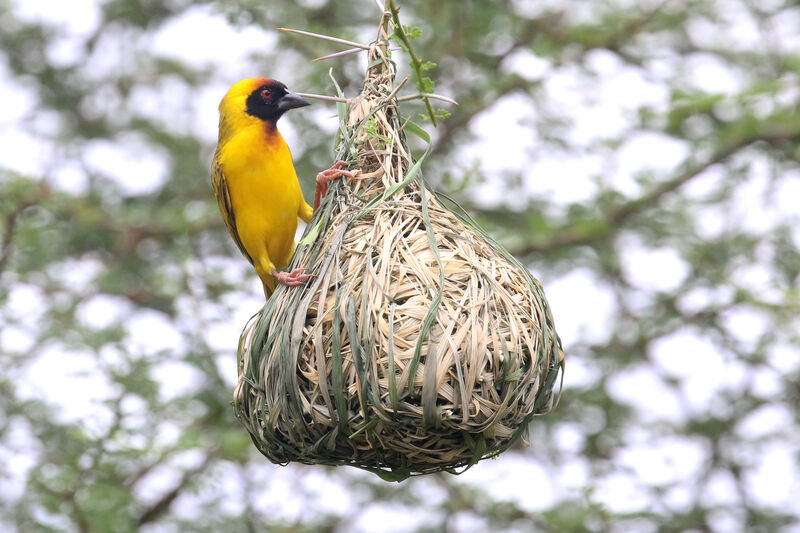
top-left (233, 40), bottom-right (563, 480)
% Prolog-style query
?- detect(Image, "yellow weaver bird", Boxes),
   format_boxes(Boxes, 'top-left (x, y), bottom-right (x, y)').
top-left (212, 78), bottom-right (353, 297)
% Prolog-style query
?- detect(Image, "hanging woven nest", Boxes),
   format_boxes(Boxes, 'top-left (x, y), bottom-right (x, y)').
top-left (233, 36), bottom-right (564, 480)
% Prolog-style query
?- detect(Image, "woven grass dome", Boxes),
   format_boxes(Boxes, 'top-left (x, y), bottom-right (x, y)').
top-left (233, 38), bottom-right (563, 480)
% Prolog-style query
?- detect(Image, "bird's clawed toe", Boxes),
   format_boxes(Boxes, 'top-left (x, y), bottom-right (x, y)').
top-left (272, 267), bottom-right (313, 287)
top-left (314, 161), bottom-right (359, 209)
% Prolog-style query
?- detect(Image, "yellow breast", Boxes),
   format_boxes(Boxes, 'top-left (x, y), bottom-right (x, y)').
top-left (218, 124), bottom-right (302, 269)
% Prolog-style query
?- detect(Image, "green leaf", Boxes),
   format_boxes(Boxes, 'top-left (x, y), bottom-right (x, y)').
top-left (298, 217), bottom-right (324, 246)
top-left (403, 25), bottom-right (422, 39)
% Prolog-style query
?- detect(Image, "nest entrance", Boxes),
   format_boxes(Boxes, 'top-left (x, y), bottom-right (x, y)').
top-left (233, 34), bottom-right (563, 480)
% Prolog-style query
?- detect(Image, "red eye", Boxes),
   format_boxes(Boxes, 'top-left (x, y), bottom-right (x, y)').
top-left (261, 89), bottom-right (272, 99)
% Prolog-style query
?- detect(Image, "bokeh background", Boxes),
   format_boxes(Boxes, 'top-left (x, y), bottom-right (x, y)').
top-left (1, 0), bottom-right (799, 531)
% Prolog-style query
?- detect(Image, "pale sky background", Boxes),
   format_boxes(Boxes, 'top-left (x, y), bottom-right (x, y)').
top-left (1, 0), bottom-right (799, 531)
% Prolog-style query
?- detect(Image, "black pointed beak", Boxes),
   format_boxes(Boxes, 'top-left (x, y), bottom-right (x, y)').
top-left (278, 92), bottom-right (311, 111)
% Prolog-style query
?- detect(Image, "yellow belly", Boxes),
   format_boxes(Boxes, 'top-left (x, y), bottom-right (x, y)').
top-left (220, 126), bottom-right (302, 275)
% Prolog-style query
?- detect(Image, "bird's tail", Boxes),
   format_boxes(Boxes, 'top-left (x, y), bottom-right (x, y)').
top-left (261, 276), bottom-right (276, 300)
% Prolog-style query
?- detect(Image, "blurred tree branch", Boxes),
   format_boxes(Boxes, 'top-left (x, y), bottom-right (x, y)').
top-left (507, 122), bottom-right (800, 256)
top-left (137, 450), bottom-right (219, 526)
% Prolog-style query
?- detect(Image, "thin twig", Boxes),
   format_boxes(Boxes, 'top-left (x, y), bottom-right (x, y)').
top-left (278, 27), bottom-right (370, 50)
top-left (397, 93), bottom-right (459, 105)
top-left (388, 2), bottom-right (438, 125)
top-left (384, 74), bottom-right (411, 102)
top-left (314, 48), bottom-right (363, 62)
top-left (313, 47), bottom-right (400, 62)
top-left (297, 92), bottom-right (351, 103)
top-left (397, 114), bottom-right (412, 134)
top-left (375, 0), bottom-right (392, 40)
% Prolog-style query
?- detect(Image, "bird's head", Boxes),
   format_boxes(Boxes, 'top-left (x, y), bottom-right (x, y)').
top-left (219, 78), bottom-right (310, 132)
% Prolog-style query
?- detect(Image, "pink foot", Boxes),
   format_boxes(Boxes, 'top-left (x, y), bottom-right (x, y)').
top-left (314, 161), bottom-right (356, 209)
top-left (272, 268), bottom-right (313, 287)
